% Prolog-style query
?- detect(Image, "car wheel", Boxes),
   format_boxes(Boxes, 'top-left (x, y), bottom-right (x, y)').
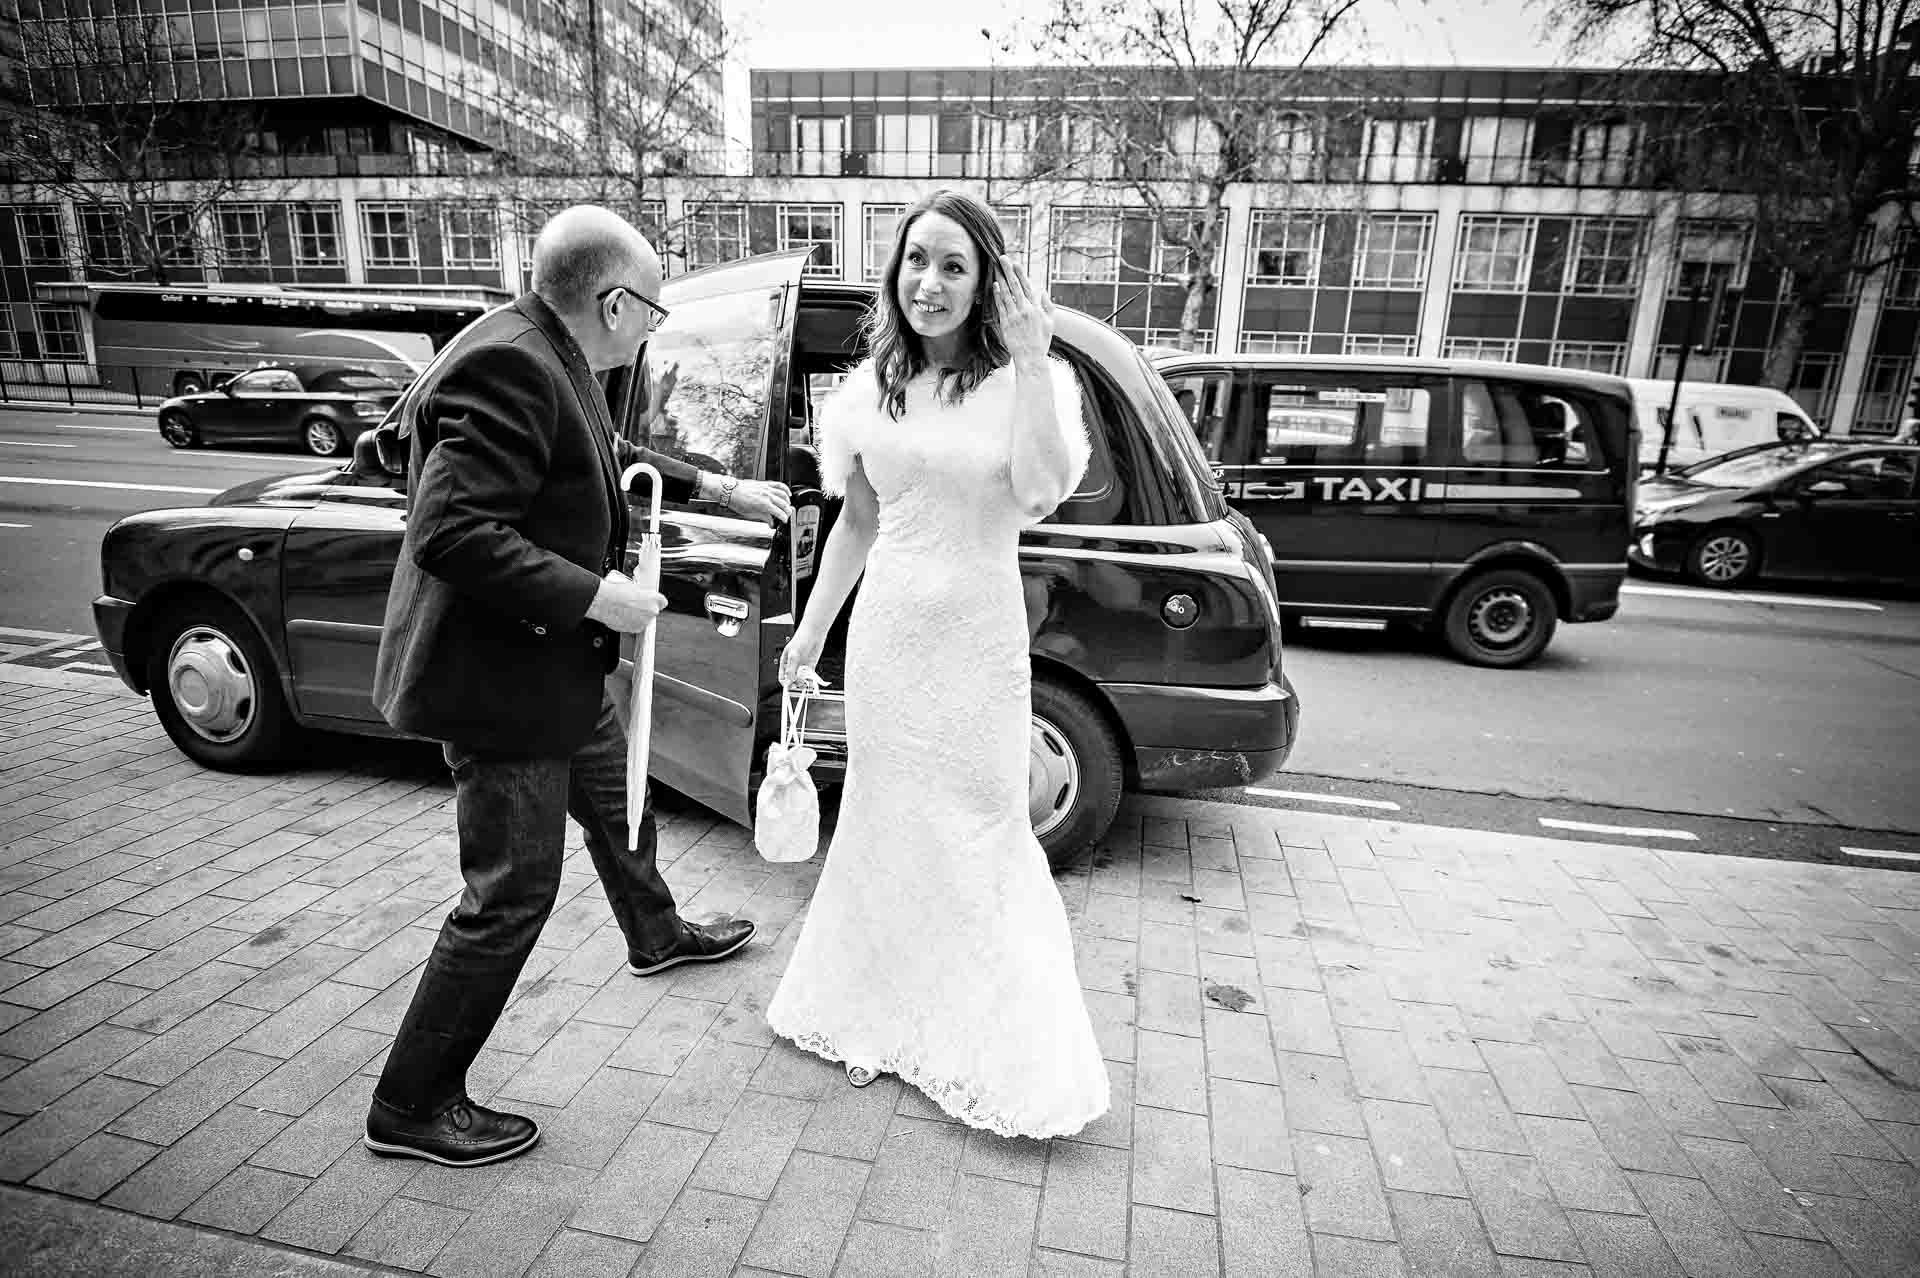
top-left (158, 411), bottom-right (200, 450)
top-left (1685, 527), bottom-right (1759, 588)
top-left (302, 417), bottom-right (346, 457)
top-left (172, 372), bottom-right (206, 396)
top-left (1031, 677), bottom-right (1125, 871)
top-left (145, 599), bottom-right (294, 770)
top-left (1441, 568), bottom-right (1558, 668)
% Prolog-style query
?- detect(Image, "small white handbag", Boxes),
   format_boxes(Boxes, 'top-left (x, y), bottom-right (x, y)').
top-left (754, 675), bottom-right (822, 863)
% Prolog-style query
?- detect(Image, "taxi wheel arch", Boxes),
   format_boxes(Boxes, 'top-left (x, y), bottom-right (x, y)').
top-left (1439, 565), bottom-right (1560, 668)
top-left (136, 587), bottom-right (296, 769)
top-left (1031, 667), bottom-right (1128, 872)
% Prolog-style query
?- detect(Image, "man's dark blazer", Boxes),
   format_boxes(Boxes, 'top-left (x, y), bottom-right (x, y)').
top-left (373, 293), bottom-right (700, 756)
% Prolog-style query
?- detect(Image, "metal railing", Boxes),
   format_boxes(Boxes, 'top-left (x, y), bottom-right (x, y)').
top-left (0, 362), bottom-right (180, 410)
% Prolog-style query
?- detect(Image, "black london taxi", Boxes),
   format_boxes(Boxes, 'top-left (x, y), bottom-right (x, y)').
top-left (92, 252), bottom-right (1299, 868)
top-left (1153, 353), bottom-right (1639, 667)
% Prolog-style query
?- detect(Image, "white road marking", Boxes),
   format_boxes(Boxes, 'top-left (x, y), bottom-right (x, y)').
top-left (0, 476), bottom-right (220, 495)
top-left (0, 522), bottom-right (29, 528)
top-left (53, 423), bottom-right (152, 434)
top-left (1244, 787), bottom-right (1403, 811)
top-left (1301, 618), bottom-right (1389, 631)
top-left (59, 662), bottom-right (116, 675)
top-left (1622, 583), bottom-right (1882, 612)
top-left (1840, 846), bottom-right (1920, 864)
top-left (1540, 816), bottom-right (1699, 841)
top-left (0, 440), bottom-right (77, 448)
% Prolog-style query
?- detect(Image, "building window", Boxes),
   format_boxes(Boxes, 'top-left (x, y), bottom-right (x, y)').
top-left (1854, 356), bottom-right (1913, 437)
top-left (1364, 117), bottom-right (1430, 183)
top-left (78, 206), bottom-right (129, 268)
top-left (777, 203), bottom-right (841, 279)
top-left (1549, 341), bottom-right (1627, 375)
top-left (1564, 218), bottom-right (1643, 296)
top-left (1887, 230), bottom-right (1920, 307)
top-left (793, 115), bottom-right (846, 177)
top-left (1652, 346), bottom-right (1730, 382)
top-left (1144, 327), bottom-right (1215, 351)
top-left (216, 203), bottom-right (269, 266)
top-left (359, 202), bottom-right (418, 268)
top-left (685, 203), bottom-right (748, 270)
top-left (875, 112), bottom-right (934, 176)
top-left (1151, 213), bottom-right (1224, 280)
top-left (441, 203), bottom-right (498, 269)
top-left (1572, 121), bottom-right (1640, 187)
top-left (993, 206), bottom-right (1032, 266)
top-left (1240, 331), bottom-right (1310, 354)
top-left (33, 305), bottom-right (86, 361)
top-left (1352, 214), bottom-right (1433, 289)
top-left (1343, 334), bottom-right (1418, 356)
top-left (1049, 209), bottom-right (1120, 284)
top-left (1789, 352), bottom-right (1841, 424)
top-left (12, 205), bottom-right (66, 267)
top-left (515, 202), bottom-right (563, 287)
top-left (1453, 216), bottom-right (1536, 292)
top-left (1442, 337), bottom-right (1519, 362)
top-left (1259, 112), bottom-right (1321, 182)
top-left (1462, 117), bottom-right (1532, 184)
top-left (292, 203), bottom-right (343, 267)
top-left (1248, 211), bottom-right (1323, 286)
top-left (863, 204), bottom-right (905, 282)
top-left (1671, 219), bottom-right (1751, 296)
top-left (146, 203), bottom-right (199, 267)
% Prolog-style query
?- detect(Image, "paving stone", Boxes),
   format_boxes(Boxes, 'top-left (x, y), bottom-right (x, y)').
top-left (1569, 1085), bottom-right (1692, 1177)
top-left (1391, 1189), bottom-right (1502, 1277)
top-left (1791, 1191), bottom-right (1919, 1278)
top-left (1136, 1028), bottom-right (1206, 1113)
top-left (231, 979), bottom-right (376, 1059)
top-left (1721, 1102), bottom-right (1871, 1198)
top-left (1677, 1135), bottom-right (1822, 1239)
top-left (26, 1130), bottom-right (159, 1199)
top-left (109, 961), bottom-right (254, 1035)
top-left (531, 1065), bottom-right (663, 1171)
top-left (1481, 1040), bottom-right (1584, 1119)
top-left (107, 1046), bottom-right (277, 1146)
top-left (1131, 1104), bottom-right (1214, 1214)
top-left (1742, 1232), bottom-right (1854, 1276)
top-left (1037, 1138), bottom-right (1128, 1260)
top-left (1365, 1097), bottom-right (1466, 1195)
top-left (1534, 1018), bottom-right (1633, 1090)
top-left (1267, 987), bottom-right (1342, 1056)
top-left (1293, 1131), bottom-right (1394, 1241)
top-left (492, 1018), bottom-right (627, 1109)
top-left (832, 1220), bottom-right (935, 1278)
top-left (342, 1196), bottom-right (469, 1270)
top-left (1344, 1024), bottom-right (1429, 1103)
top-left (525, 1229), bottom-right (643, 1278)
top-left (1624, 1171), bottom-right (1769, 1278)
top-left (739, 1150), bottom-right (869, 1278)
top-left (608, 993), bottom-right (722, 1074)
top-left (796, 1068), bottom-right (902, 1161)
top-left (684, 1088), bottom-right (811, 1199)
top-left (1621, 1057), bottom-right (1740, 1140)
top-left (1456, 1149), bottom-right (1585, 1263)
top-left (959, 1127), bottom-right (1049, 1186)
top-left (1210, 1077), bottom-right (1293, 1174)
top-left (861, 1114), bottom-right (967, 1228)
top-left (1565, 1210), bottom-right (1684, 1277)
top-left (1519, 1115), bottom-right (1642, 1214)
top-left (1128, 1204), bottom-right (1221, 1276)
top-left (1217, 1166), bottom-right (1309, 1278)
top-left (9, 909), bottom-right (147, 968)
top-left (1203, 1005), bottom-right (1278, 1083)
top-left (179, 1165), bottom-right (313, 1235)
top-left (1277, 1050), bottom-right (1365, 1138)
top-left (1426, 1064), bottom-right (1530, 1155)
top-left (3, 941), bottom-right (148, 1010)
top-left (104, 1101), bottom-right (288, 1219)
top-left (0, 1022), bottom-right (146, 1112)
top-left (239, 1025), bottom-right (388, 1116)
top-left (1398, 1003), bottom-right (1486, 1072)
top-left (1663, 1033), bottom-right (1784, 1109)
top-left (1083, 990), bottom-right (1135, 1065)
top-left (569, 1119), bottom-right (710, 1242)
top-left (427, 1159), bottom-right (594, 1278)
top-left (927, 1174), bottom-right (1040, 1278)
top-left (0, 1073), bottom-right (153, 1183)
top-left (1314, 1233), bottom-right (1410, 1277)
top-left (246, 1074), bottom-right (372, 1178)
top-left (258, 1146), bottom-right (418, 1254)
top-left (646, 1035), bottom-right (764, 1131)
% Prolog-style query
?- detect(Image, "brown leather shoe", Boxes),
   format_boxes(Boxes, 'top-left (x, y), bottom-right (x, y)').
top-left (628, 917), bottom-right (756, 976)
top-left (363, 1095), bottom-right (538, 1167)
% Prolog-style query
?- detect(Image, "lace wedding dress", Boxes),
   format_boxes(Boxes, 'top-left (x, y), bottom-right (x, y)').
top-left (766, 358), bottom-right (1111, 1139)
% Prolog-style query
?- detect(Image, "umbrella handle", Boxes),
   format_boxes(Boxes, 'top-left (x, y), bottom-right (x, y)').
top-left (620, 462), bottom-right (665, 540)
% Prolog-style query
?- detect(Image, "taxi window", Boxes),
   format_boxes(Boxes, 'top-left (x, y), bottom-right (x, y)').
top-left (1164, 370), bottom-right (1233, 463)
top-left (635, 286), bottom-right (776, 498)
top-left (1254, 377), bottom-right (1432, 466)
top-left (1459, 380), bottom-right (1603, 469)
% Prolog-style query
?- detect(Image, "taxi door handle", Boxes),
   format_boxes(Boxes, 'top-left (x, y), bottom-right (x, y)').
top-left (704, 593), bottom-right (749, 638)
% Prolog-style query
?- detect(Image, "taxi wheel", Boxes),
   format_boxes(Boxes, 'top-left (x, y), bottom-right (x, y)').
top-left (159, 411), bottom-right (200, 449)
top-left (1031, 678), bottom-right (1124, 871)
top-left (1685, 528), bottom-right (1759, 588)
top-left (303, 417), bottom-right (346, 457)
top-left (145, 598), bottom-right (294, 770)
top-left (1441, 569), bottom-right (1557, 669)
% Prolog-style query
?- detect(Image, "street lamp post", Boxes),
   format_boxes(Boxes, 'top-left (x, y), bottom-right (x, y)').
top-left (980, 27), bottom-right (996, 206)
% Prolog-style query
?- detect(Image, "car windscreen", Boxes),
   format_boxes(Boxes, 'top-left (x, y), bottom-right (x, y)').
top-left (1681, 443), bottom-right (1848, 489)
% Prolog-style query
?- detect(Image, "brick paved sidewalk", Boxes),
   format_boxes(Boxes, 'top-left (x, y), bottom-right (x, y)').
top-left (1, 664), bottom-right (1917, 1277)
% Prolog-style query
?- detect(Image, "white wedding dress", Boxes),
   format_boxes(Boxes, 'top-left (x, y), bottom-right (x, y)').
top-left (766, 357), bottom-right (1111, 1139)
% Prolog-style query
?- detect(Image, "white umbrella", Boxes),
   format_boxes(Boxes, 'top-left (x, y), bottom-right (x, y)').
top-left (626, 462), bottom-right (663, 851)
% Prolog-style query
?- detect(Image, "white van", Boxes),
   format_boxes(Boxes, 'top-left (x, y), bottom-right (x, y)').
top-left (1625, 379), bottom-right (1819, 470)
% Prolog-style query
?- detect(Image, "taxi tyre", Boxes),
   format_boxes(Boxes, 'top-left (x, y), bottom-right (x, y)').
top-left (1032, 677), bottom-right (1124, 871)
top-left (303, 416), bottom-right (347, 458)
top-left (172, 372), bottom-right (206, 396)
top-left (145, 597), bottom-right (294, 770)
top-left (1441, 568), bottom-right (1558, 668)
top-left (1684, 526), bottom-right (1760, 588)
top-left (159, 411), bottom-right (201, 450)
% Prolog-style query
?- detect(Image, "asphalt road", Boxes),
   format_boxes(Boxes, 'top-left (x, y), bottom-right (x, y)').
top-left (3, 401), bottom-right (1915, 869)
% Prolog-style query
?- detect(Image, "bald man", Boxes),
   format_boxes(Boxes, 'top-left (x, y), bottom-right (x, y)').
top-left (366, 205), bottom-right (782, 1167)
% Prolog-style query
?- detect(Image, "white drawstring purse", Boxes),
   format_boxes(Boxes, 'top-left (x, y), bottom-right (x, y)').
top-left (754, 673), bottom-right (823, 863)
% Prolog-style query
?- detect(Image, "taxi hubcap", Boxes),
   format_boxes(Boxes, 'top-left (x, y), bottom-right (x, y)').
top-left (1468, 588), bottom-right (1533, 649)
top-left (1029, 714), bottom-right (1080, 838)
top-left (1698, 536), bottom-right (1750, 583)
top-left (167, 626), bottom-right (256, 743)
top-left (306, 422), bottom-right (337, 453)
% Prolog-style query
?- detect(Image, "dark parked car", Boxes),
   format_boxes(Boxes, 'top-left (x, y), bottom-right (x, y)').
top-left (1153, 353), bottom-right (1639, 667)
top-left (157, 364), bottom-right (404, 457)
top-left (94, 252), bottom-right (1299, 867)
top-left (1630, 440), bottom-right (1920, 588)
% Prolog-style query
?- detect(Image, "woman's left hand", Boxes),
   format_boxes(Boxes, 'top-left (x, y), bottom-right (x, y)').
top-left (994, 254), bottom-right (1054, 366)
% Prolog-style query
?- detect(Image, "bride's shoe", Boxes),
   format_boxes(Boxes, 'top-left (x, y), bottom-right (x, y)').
top-left (845, 1063), bottom-right (878, 1088)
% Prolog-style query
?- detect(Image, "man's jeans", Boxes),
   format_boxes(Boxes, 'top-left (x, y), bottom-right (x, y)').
top-left (374, 696), bottom-right (683, 1117)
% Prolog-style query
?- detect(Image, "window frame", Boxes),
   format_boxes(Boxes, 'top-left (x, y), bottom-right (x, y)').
top-left (862, 202), bottom-right (905, 282)
top-left (1549, 341), bottom-right (1627, 376)
top-left (1669, 218), bottom-right (1752, 295)
top-left (774, 202), bottom-right (842, 280)
top-left (1363, 116), bottom-right (1431, 184)
top-left (683, 202), bottom-right (749, 271)
top-left (32, 303), bottom-right (87, 362)
top-left (1452, 214), bottom-right (1537, 293)
top-left (216, 201), bottom-right (271, 266)
top-left (1251, 370), bottom-right (1438, 468)
top-left (1571, 121), bottom-right (1641, 187)
top-left (1247, 210), bottom-right (1324, 287)
top-left (358, 201), bottom-right (419, 268)
top-left (1564, 217), bottom-right (1644, 297)
top-left (1049, 208), bottom-right (1121, 285)
top-left (1441, 336), bottom-right (1520, 362)
top-left (439, 202), bottom-right (499, 269)
top-left (291, 201), bottom-right (344, 267)
top-left (1462, 116), bottom-right (1533, 184)
top-left (77, 205), bottom-right (130, 269)
top-left (1351, 214), bottom-right (1434, 290)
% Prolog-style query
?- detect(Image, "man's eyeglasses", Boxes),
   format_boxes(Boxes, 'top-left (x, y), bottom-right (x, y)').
top-left (597, 284), bottom-right (670, 332)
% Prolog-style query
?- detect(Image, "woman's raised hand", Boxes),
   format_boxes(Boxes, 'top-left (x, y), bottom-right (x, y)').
top-left (994, 254), bottom-right (1054, 366)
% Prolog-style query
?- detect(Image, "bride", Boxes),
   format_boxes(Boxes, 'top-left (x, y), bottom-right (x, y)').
top-left (766, 189), bottom-right (1110, 1139)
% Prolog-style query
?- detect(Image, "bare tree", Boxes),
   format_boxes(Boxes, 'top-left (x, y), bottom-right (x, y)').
top-left (1011, 0), bottom-right (1372, 350)
top-left (1556, 0), bottom-right (1920, 387)
top-left (1, 10), bottom-right (285, 284)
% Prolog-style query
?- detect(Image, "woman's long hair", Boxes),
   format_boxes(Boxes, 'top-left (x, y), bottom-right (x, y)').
top-left (863, 189), bottom-right (1010, 421)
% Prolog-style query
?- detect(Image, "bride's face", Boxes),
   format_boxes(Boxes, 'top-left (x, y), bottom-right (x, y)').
top-left (896, 212), bottom-right (981, 352)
